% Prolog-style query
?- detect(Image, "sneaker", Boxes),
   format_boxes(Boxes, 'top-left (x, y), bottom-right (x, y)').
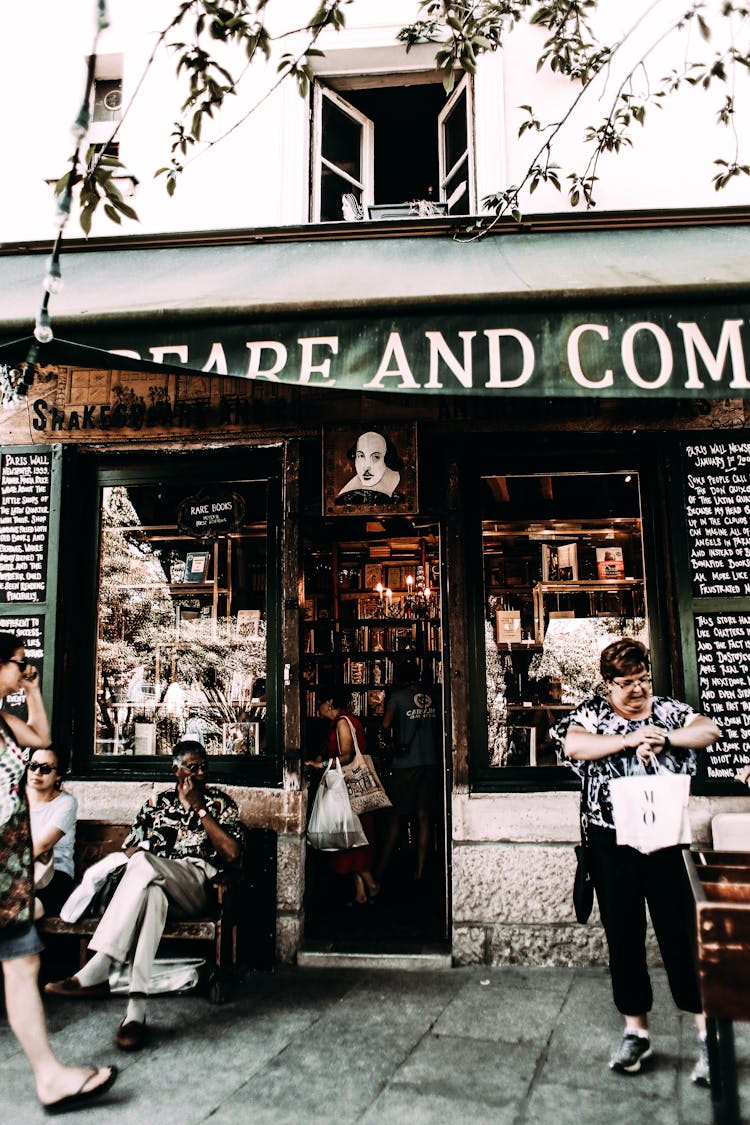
top-left (691, 1038), bottom-right (711, 1088)
top-left (609, 1032), bottom-right (653, 1074)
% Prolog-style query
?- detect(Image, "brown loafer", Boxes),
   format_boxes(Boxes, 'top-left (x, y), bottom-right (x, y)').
top-left (115, 1019), bottom-right (147, 1052)
top-left (44, 977), bottom-right (111, 999)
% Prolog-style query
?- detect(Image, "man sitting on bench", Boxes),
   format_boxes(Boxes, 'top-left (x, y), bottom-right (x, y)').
top-left (45, 740), bottom-right (241, 1052)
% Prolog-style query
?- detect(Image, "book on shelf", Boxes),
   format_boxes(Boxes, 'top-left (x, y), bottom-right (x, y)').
top-left (367, 689), bottom-right (386, 716)
top-left (495, 609), bottom-right (521, 644)
top-left (542, 542), bottom-right (578, 582)
top-left (364, 563), bottom-right (383, 590)
top-left (236, 609), bottom-right (261, 638)
top-left (183, 550), bottom-right (211, 584)
top-left (596, 547), bottom-right (625, 579)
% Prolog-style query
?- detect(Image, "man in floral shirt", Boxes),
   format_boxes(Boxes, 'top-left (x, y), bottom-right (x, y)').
top-left (46, 741), bottom-right (241, 1052)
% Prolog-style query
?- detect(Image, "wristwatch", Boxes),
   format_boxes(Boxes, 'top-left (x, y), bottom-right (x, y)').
top-left (197, 808), bottom-right (208, 820)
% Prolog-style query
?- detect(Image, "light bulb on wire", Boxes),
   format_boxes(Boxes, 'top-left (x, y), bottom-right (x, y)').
top-left (33, 309), bottom-right (54, 345)
top-left (43, 256), bottom-right (63, 295)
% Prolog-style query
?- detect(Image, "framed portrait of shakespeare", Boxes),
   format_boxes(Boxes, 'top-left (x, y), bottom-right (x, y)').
top-left (323, 423), bottom-right (417, 515)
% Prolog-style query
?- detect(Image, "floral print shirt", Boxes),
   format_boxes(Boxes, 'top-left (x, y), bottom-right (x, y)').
top-left (123, 786), bottom-right (241, 871)
top-left (550, 694), bottom-right (699, 831)
top-left (0, 716), bottom-right (28, 830)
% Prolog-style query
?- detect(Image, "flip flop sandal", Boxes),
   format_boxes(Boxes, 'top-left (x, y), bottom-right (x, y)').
top-left (42, 1065), bottom-right (119, 1116)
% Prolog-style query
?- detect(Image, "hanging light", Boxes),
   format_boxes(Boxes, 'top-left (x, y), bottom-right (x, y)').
top-left (54, 185), bottom-right (72, 230)
top-left (43, 255), bottom-right (63, 294)
top-left (71, 101), bottom-right (91, 142)
top-left (33, 309), bottom-right (54, 344)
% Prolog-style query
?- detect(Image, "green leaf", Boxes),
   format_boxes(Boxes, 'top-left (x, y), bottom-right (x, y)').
top-left (103, 204), bottom-right (122, 224)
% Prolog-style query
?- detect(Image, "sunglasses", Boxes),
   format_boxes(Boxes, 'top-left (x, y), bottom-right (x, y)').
top-left (28, 762), bottom-right (56, 775)
top-left (7, 658), bottom-right (30, 673)
top-left (181, 761), bottom-right (208, 775)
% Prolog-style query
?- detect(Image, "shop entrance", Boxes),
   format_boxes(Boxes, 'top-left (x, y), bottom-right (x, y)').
top-left (300, 517), bottom-right (450, 956)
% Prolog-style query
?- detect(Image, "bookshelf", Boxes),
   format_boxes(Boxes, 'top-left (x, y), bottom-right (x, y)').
top-left (301, 538), bottom-right (442, 730)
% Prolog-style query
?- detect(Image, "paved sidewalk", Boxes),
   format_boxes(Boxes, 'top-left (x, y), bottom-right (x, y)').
top-left (1, 966), bottom-right (747, 1123)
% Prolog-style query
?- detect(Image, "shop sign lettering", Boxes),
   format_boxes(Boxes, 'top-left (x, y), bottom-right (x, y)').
top-left (91, 308), bottom-right (750, 399)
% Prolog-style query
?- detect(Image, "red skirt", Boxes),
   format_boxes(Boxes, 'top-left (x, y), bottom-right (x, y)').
top-left (329, 812), bottom-right (374, 875)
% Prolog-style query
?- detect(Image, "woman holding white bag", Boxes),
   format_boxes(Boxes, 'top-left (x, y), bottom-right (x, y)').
top-left (307, 689), bottom-right (382, 906)
top-left (551, 638), bottom-right (721, 1084)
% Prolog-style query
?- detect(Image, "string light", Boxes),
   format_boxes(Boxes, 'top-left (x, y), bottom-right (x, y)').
top-left (34, 308), bottom-right (54, 345)
top-left (23, 0), bottom-right (109, 392)
top-left (43, 255), bottom-right (63, 295)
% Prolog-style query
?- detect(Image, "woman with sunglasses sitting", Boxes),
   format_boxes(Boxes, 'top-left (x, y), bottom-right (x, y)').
top-left (26, 746), bottom-right (77, 919)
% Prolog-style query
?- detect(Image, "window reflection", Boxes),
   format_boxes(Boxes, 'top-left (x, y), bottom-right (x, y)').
top-left (481, 472), bottom-right (647, 768)
top-left (95, 482), bottom-right (267, 757)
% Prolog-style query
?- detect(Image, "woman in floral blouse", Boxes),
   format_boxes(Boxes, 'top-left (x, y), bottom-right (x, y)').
top-left (551, 637), bottom-right (720, 1084)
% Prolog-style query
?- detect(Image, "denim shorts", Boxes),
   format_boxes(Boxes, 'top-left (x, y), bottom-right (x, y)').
top-left (0, 923), bottom-right (44, 961)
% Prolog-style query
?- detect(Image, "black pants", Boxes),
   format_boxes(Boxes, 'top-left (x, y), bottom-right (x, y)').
top-left (587, 825), bottom-right (701, 1016)
top-left (37, 869), bottom-right (74, 917)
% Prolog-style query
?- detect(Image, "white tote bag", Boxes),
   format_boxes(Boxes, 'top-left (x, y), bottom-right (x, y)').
top-left (609, 754), bottom-right (691, 854)
top-left (307, 758), bottom-right (369, 851)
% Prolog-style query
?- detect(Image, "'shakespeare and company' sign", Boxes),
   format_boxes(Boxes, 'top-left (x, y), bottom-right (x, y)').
top-left (81, 303), bottom-right (750, 398)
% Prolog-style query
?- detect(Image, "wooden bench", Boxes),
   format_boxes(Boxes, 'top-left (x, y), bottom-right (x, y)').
top-left (37, 820), bottom-right (241, 1004)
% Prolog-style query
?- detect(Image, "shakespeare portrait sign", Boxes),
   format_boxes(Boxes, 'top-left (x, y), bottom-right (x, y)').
top-left (323, 423), bottom-right (417, 516)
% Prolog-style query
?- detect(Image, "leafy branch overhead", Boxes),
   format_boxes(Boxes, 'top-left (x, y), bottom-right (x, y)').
top-left (63, 1), bottom-right (750, 231)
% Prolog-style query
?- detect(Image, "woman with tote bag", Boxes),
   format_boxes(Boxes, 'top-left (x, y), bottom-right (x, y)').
top-left (308, 688), bottom-right (384, 905)
top-left (551, 638), bottom-right (721, 1085)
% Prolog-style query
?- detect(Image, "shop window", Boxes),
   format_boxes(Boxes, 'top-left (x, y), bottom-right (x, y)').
top-left (94, 480), bottom-right (269, 761)
top-left (311, 74), bottom-right (474, 221)
top-left (480, 472), bottom-right (647, 772)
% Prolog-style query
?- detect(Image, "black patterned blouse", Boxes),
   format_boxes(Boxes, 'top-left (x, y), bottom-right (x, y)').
top-left (551, 694), bottom-right (698, 831)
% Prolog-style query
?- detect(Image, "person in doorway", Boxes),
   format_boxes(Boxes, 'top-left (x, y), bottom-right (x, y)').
top-left (0, 631), bottom-right (118, 1114)
top-left (335, 430), bottom-right (403, 506)
top-left (26, 745), bottom-right (77, 919)
top-left (46, 740), bottom-right (241, 1053)
top-left (377, 660), bottom-right (441, 884)
top-left (307, 688), bottom-right (380, 905)
top-left (551, 637), bottom-right (721, 1084)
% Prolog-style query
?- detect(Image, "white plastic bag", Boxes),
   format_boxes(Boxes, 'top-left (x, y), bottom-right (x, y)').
top-left (609, 753), bottom-right (691, 854)
top-left (307, 759), bottom-right (369, 851)
top-left (108, 957), bottom-right (205, 995)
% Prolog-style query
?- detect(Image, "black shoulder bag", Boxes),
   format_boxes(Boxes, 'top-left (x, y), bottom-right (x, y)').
top-left (572, 765), bottom-right (594, 924)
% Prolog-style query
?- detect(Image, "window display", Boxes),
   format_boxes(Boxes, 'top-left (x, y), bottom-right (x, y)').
top-left (481, 472), bottom-right (648, 769)
top-left (95, 481), bottom-right (267, 756)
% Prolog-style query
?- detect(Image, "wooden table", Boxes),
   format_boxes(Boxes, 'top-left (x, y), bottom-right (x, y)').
top-left (684, 849), bottom-right (750, 1125)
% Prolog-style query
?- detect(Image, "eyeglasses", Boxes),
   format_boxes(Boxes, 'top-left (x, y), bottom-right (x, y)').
top-left (610, 674), bottom-right (651, 691)
top-left (181, 761), bottom-right (207, 775)
top-left (28, 762), bottom-right (56, 775)
top-left (7, 658), bottom-right (29, 673)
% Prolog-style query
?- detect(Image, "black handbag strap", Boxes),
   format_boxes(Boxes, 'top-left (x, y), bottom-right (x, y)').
top-left (579, 764), bottom-right (590, 847)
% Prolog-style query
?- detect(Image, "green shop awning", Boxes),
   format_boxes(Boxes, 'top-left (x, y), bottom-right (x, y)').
top-left (2, 222), bottom-right (750, 398)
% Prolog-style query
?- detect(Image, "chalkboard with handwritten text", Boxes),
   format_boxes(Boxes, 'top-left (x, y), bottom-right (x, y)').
top-left (683, 440), bottom-right (750, 599)
top-left (0, 613), bottom-right (45, 717)
top-left (0, 450), bottom-right (52, 604)
top-left (694, 612), bottom-right (750, 780)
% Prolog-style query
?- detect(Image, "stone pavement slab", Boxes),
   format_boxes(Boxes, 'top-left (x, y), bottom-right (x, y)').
top-left (1, 966), bottom-right (744, 1124)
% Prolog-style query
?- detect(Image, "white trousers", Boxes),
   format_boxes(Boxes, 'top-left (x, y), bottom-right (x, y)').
top-left (88, 850), bottom-right (209, 996)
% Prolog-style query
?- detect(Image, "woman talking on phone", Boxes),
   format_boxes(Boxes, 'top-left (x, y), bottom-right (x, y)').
top-left (0, 631), bottom-right (118, 1113)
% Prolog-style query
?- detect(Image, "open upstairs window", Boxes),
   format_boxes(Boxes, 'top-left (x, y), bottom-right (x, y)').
top-left (311, 73), bottom-right (475, 222)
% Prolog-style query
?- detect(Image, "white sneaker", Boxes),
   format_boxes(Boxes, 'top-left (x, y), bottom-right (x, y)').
top-left (691, 1038), bottom-right (710, 1088)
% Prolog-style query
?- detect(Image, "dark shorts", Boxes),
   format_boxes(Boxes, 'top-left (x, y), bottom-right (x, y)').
top-left (387, 766), bottom-right (439, 817)
top-left (0, 923), bottom-right (44, 961)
